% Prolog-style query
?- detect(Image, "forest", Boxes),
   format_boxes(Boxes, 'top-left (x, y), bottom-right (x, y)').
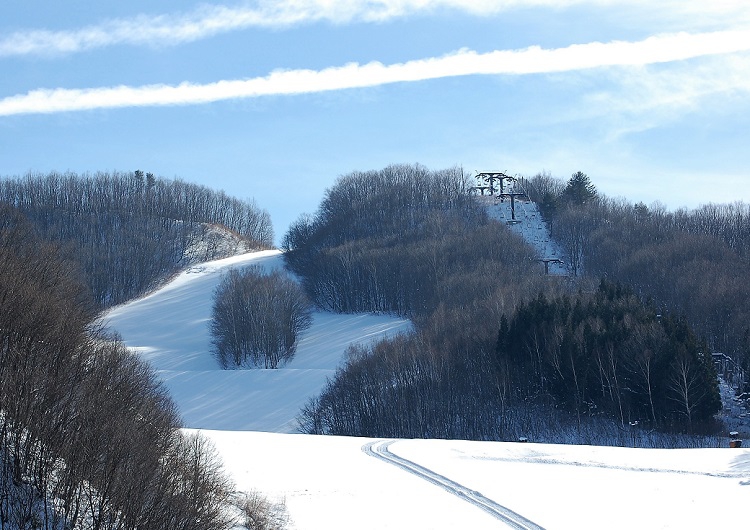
top-left (291, 164), bottom-right (735, 444)
top-left (497, 284), bottom-right (720, 429)
top-left (525, 172), bottom-right (750, 361)
top-left (0, 170), bottom-right (273, 307)
top-left (0, 173), bottom-right (282, 529)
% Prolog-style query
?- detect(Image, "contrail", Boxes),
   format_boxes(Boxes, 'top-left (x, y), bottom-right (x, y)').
top-left (1, 29), bottom-right (749, 116)
top-left (0, 1), bottom-right (553, 56)
top-left (0, 0), bottom-right (729, 57)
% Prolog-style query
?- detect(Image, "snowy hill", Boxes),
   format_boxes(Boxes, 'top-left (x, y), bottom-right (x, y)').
top-left (102, 250), bottom-right (749, 530)
top-left (103, 250), bottom-right (410, 432)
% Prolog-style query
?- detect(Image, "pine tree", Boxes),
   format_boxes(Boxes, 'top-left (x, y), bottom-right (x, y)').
top-left (563, 171), bottom-right (597, 205)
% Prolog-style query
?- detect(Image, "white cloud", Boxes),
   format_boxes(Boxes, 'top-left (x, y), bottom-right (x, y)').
top-left (1, 0), bottom-right (748, 57)
top-left (1, 28), bottom-right (749, 116)
top-left (574, 52), bottom-right (750, 142)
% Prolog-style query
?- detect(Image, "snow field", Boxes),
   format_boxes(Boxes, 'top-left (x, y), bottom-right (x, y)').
top-left (102, 249), bottom-right (412, 432)
top-left (200, 430), bottom-right (749, 530)
top-left (103, 249), bottom-right (750, 529)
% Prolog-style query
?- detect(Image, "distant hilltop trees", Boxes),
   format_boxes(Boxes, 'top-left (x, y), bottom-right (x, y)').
top-left (293, 164), bottom-right (727, 444)
top-left (0, 170), bottom-right (273, 307)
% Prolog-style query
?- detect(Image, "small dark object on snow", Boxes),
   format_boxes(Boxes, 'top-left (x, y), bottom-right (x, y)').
top-left (729, 432), bottom-right (742, 448)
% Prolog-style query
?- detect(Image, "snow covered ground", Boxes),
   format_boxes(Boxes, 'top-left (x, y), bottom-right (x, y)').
top-left (207, 430), bottom-right (749, 530)
top-left (103, 249), bottom-right (749, 529)
top-left (102, 250), bottom-right (411, 432)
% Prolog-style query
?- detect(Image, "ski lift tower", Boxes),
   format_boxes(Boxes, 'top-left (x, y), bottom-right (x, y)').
top-left (497, 189), bottom-right (527, 224)
top-left (476, 171), bottom-right (516, 195)
top-left (537, 258), bottom-right (565, 275)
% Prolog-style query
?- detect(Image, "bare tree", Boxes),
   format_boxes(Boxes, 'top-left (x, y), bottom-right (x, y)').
top-left (0, 204), bottom-right (247, 530)
top-left (211, 267), bottom-right (313, 369)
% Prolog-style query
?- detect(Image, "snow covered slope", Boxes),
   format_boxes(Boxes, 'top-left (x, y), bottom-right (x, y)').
top-left (102, 250), bottom-right (411, 432)
top-left (479, 192), bottom-right (570, 276)
top-left (103, 250), bottom-right (749, 530)
top-left (205, 430), bottom-right (749, 530)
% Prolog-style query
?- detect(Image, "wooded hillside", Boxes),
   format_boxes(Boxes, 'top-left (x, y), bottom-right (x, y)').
top-left (283, 164), bottom-right (538, 318)
top-left (0, 205), bottom-right (236, 529)
top-left (524, 173), bottom-right (750, 375)
top-left (0, 174), bottom-right (288, 528)
top-left (0, 171), bottom-right (273, 307)
top-left (294, 165), bottom-right (725, 444)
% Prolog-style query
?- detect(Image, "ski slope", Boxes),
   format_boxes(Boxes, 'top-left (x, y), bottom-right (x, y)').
top-left (479, 190), bottom-right (570, 276)
top-left (102, 250), bottom-right (749, 530)
top-left (102, 249), bottom-right (411, 432)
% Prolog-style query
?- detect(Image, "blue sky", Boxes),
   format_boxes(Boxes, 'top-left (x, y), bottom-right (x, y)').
top-left (2, 1), bottom-right (750, 243)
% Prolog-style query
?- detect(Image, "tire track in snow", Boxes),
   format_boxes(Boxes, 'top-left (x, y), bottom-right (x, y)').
top-left (362, 440), bottom-right (545, 530)
top-left (470, 453), bottom-right (750, 480)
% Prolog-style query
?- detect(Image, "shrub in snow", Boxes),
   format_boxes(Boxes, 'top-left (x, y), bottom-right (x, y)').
top-left (211, 266), bottom-right (313, 369)
top-left (236, 490), bottom-right (290, 530)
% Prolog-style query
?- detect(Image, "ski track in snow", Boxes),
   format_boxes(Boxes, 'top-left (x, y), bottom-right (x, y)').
top-left (468, 451), bottom-right (750, 479)
top-left (363, 440), bottom-right (545, 530)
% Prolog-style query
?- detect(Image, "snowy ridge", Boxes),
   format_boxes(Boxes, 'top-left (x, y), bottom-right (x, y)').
top-left (103, 250), bottom-right (750, 530)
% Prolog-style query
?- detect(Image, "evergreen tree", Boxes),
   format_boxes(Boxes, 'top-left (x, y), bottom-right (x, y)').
top-left (563, 171), bottom-right (597, 205)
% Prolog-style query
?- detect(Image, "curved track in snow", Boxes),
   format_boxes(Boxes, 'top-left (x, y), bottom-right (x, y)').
top-left (362, 440), bottom-right (545, 530)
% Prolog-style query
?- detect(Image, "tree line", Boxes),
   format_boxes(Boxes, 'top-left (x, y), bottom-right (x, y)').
top-left (283, 164), bottom-right (539, 318)
top-left (300, 281), bottom-right (720, 441)
top-left (497, 282), bottom-right (720, 430)
top-left (523, 172), bottom-right (750, 372)
top-left (0, 204), bottom-right (282, 529)
top-left (0, 171), bottom-right (274, 307)
top-left (292, 164), bottom-right (724, 444)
